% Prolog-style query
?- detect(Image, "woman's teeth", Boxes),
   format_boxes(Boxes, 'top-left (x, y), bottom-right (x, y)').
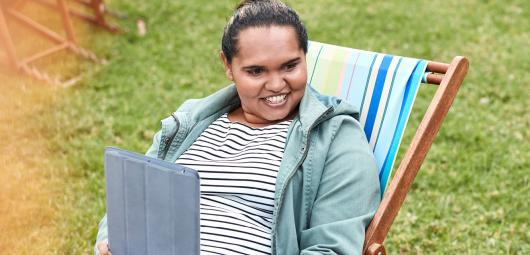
top-left (265, 94), bottom-right (287, 104)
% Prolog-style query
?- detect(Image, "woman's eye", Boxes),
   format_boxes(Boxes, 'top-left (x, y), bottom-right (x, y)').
top-left (247, 68), bottom-right (263, 76)
top-left (284, 63), bottom-right (298, 71)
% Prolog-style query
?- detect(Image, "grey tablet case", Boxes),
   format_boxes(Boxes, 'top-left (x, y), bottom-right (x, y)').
top-left (105, 147), bottom-right (200, 255)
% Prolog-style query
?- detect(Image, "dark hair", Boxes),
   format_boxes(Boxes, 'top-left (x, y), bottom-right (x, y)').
top-left (221, 0), bottom-right (308, 64)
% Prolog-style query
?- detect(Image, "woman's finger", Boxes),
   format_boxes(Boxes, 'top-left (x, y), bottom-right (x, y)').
top-left (96, 241), bottom-right (112, 255)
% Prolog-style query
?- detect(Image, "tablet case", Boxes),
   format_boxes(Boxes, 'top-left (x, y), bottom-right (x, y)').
top-left (105, 147), bottom-right (200, 255)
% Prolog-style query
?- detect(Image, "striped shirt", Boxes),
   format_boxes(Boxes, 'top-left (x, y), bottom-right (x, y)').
top-left (175, 113), bottom-right (292, 255)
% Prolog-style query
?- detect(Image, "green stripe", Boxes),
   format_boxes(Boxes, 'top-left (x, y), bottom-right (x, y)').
top-left (308, 45), bottom-right (324, 86)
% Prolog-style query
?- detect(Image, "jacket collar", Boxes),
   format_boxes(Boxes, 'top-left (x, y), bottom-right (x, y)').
top-left (297, 85), bottom-right (334, 133)
top-left (183, 84), bottom-right (241, 123)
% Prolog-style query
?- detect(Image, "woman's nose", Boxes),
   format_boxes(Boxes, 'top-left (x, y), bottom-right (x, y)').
top-left (265, 73), bottom-right (286, 92)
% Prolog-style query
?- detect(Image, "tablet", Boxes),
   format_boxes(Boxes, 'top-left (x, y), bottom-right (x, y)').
top-left (104, 147), bottom-right (200, 255)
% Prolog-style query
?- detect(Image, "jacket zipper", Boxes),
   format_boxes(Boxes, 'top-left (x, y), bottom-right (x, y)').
top-left (271, 107), bottom-right (333, 252)
top-left (161, 113), bottom-right (180, 160)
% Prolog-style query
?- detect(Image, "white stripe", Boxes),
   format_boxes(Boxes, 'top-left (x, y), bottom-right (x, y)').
top-left (369, 56), bottom-right (400, 148)
top-left (360, 54), bottom-right (385, 127)
top-left (200, 182), bottom-right (275, 193)
top-left (195, 137), bottom-right (288, 149)
top-left (200, 211), bottom-right (270, 231)
top-left (187, 144), bottom-right (286, 158)
top-left (200, 205), bottom-right (272, 227)
top-left (203, 194), bottom-right (274, 207)
top-left (202, 196), bottom-right (273, 218)
top-left (201, 238), bottom-right (269, 254)
top-left (201, 232), bottom-right (270, 251)
top-left (201, 220), bottom-right (270, 239)
top-left (200, 244), bottom-right (249, 255)
top-left (175, 164), bottom-right (279, 178)
top-left (178, 151), bottom-right (284, 164)
top-left (181, 161), bottom-right (281, 173)
top-left (194, 172), bottom-right (277, 183)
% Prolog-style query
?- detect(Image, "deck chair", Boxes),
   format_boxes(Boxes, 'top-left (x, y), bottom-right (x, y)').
top-left (0, 0), bottom-right (105, 86)
top-left (306, 41), bottom-right (469, 255)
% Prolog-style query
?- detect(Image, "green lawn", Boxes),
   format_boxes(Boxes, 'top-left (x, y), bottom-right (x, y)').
top-left (9, 0), bottom-right (528, 254)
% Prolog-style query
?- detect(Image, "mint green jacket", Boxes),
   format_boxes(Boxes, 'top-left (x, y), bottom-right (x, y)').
top-left (96, 85), bottom-right (380, 254)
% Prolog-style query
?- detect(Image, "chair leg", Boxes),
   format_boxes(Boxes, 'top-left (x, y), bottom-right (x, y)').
top-left (0, 5), bottom-right (19, 70)
top-left (56, 0), bottom-right (76, 43)
top-left (365, 243), bottom-right (386, 255)
top-left (89, 0), bottom-right (119, 33)
top-left (90, 0), bottom-right (105, 26)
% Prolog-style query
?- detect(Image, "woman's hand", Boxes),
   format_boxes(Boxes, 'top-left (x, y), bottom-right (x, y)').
top-left (96, 240), bottom-right (112, 255)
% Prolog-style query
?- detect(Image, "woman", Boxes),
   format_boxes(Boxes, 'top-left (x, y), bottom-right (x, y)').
top-left (96, 0), bottom-right (380, 254)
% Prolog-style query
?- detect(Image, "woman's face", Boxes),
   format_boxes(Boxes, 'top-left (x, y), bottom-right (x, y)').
top-left (221, 25), bottom-right (307, 125)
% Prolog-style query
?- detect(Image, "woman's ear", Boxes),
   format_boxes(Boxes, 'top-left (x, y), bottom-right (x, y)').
top-left (219, 52), bottom-right (233, 81)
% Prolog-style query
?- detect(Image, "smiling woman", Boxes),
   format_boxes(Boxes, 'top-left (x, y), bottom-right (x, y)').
top-left (221, 25), bottom-right (307, 127)
top-left (95, 0), bottom-right (380, 254)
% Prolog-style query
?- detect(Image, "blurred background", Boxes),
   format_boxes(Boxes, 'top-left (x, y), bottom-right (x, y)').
top-left (0, 0), bottom-right (528, 254)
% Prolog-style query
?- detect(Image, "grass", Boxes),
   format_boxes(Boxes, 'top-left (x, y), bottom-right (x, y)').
top-left (1, 0), bottom-right (528, 254)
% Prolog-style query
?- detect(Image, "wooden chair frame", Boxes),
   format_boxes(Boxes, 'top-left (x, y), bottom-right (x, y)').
top-left (32, 0), bottom-right (120, 33)
top-left (0, 0), bottom-right (104, 86)
top-left (363, 56), bottom-right (469, 255)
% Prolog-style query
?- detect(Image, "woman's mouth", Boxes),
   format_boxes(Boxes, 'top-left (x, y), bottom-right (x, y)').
top-left (264, 94), bottom-right (287, 105)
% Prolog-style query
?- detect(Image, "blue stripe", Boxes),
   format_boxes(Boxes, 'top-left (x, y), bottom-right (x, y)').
top-left (378, 60), bottom-right (427, 194)
top-left (364, 55), bottom-right (393, 141)
top-left (378, 81), bottom-right (412, 186)
top-left (373, 57), bottom-right (402, 150)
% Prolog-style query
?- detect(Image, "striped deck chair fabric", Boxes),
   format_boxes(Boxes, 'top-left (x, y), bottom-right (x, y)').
top-left (306, 41), bottom-right (428, 194)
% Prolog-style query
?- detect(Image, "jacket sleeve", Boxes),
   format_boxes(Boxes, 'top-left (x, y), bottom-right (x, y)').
top-left (145, 130), bottom-right (162, 158)
top-left (94, 214), bottom-right (108, 255)
top-left (94, 130), bottom-right (163, 255)
top-left (299, 118), bottom-right (381, 254)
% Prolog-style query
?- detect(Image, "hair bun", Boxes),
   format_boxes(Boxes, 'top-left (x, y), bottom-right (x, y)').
top-left (237, 0), bottom-right (273, 9)
top-left (240, 0), bottom-right (267, 4)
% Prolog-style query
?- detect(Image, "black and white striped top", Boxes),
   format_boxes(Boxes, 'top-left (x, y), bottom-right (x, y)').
top-left (175, 113), bottom-right (292, 255)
